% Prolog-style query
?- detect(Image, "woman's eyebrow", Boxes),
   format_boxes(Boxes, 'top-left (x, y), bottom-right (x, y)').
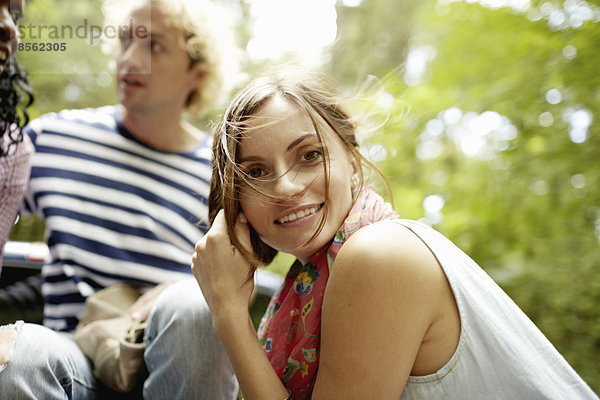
top-left (238, 155), bottom-right (263, 163)
top-left (286, 133), bottom-right (318, 153)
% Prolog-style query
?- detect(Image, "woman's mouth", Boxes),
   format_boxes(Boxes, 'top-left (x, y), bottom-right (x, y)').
top-left (275, 204), bottom-right (323, 224)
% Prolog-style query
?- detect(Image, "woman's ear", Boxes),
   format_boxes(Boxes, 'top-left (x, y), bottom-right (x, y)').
top-left (350, 154), bottom-right (361, 182)
top-left (349, 155), bottom-right (362, 196)
top-left (351, 174), bottom-right (360, 192)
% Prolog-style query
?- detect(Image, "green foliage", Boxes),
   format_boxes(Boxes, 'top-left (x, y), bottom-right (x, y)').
top-left (359, 1), bottom-right (599, 391)
top-left (17, 0), bottom-right (118, 118)
top-left (329, 0), bottom-right (420, 83)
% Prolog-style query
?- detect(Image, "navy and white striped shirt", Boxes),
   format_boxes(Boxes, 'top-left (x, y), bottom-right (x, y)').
top-left (23, 105), bottom-right (211, 332)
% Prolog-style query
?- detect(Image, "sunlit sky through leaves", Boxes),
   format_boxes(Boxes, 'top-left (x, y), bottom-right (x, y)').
top-left (245, 0), bottom-right (341, 65)
top-left (244, 0), bottom-right (594, 158)
top-left (245, 0), bottom-right (599, 63)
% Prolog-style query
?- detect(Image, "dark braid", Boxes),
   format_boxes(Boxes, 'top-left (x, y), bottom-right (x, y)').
top-left (0, 58), bottom-right (34, 156)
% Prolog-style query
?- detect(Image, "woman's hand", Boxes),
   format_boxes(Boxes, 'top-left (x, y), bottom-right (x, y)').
top-left (192, 210), bottom-right (255, 322)
top-left (192, 210), bottom-right (291, 400)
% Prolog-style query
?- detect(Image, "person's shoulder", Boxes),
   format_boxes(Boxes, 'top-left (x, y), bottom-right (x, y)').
top-left (54, 105), bottom-right (119, 126)
top-left (339, 220), bottom-right (429, 266)
top-left (331, 220), bottom-right (442, 290)
top-left (323, 219), bottom-right (446, 351)
top-left (29, 105), bottom-right (120, 132)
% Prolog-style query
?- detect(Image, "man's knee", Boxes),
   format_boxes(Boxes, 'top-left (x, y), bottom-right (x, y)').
top-left (0, 322), bottom-right (58, 373)
top-left (144, 278), bottom-right (224, 364)
top-left (0, 322), bottom-right (52, 384)
top-left (0, 322), bottom-right (20, 371)
top-left (143, 280), bottom-right (238, 399)
top-left (147, 279), bottom-right (213, 335)
top-left (0, 322), bottom-right (99, 398)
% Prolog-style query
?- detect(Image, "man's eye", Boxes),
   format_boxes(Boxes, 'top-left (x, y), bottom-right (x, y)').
top-left (150, 41), bottom-right (162, 52)
top-left (119, 35), bottom-right (131, 48)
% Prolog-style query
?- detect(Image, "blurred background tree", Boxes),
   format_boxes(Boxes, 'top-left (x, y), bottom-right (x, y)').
top-left (361, 0), bottom-right (600, 389)
top-left (7, 0), bottom-right (599, 392)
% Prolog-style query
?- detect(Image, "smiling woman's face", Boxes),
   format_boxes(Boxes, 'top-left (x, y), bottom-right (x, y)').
top-left (0, 0), bottom-right (24, 74)
top-left (238, 95), bottom-right (358, 264)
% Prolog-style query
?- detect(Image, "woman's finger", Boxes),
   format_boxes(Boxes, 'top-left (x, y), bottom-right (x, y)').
top-left (209, 209), bottom-right (228, 237)
top-left (232, 212), bottom-right (252, 254)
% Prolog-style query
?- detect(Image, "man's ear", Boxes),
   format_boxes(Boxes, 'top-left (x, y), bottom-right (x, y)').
top-left (188, 67), bottom-right (205, 92)
top-left (184, 67), bottom-right (206, 108)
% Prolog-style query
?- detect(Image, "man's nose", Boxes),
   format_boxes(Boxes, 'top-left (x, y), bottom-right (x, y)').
top-left (117, 41), bottom-right (150, 74)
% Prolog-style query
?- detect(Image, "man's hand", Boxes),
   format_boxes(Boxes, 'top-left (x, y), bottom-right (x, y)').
top-left (128, 282), bottom-right (173, 322)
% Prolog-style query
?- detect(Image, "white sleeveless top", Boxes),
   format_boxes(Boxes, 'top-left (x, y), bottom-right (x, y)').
top-left (395, 220), bottom-right (597, 399)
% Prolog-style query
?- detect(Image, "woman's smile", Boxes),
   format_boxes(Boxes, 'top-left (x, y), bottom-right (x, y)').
top-left (275, 203), bottom-right (324, 225)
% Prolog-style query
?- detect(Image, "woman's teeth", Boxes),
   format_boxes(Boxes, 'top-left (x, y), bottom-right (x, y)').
top-left (277, 205), bottom-right (321, 224)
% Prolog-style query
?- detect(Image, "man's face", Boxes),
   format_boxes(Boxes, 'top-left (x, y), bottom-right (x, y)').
top-left (115, 3), bottom-right (199, 114)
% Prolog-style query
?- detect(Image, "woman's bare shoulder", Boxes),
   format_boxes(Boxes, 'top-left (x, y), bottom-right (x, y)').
top-left (333, 220), bottom-right (440, 278)
top-left (326, 219), bottom-right (447, 325)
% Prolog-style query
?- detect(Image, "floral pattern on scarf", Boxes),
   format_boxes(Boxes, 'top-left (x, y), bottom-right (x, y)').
top-left (257, 189), bottom-right (398, 399)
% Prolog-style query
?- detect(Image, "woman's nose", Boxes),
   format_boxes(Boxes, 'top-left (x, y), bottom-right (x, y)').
top-left (271, 169), bottom-right (308, 199)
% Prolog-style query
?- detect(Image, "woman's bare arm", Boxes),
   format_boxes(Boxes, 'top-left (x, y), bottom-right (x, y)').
top-left (313, 221), bottom-right (457, 399)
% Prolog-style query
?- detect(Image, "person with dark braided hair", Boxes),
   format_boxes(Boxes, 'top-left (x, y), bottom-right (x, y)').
top-left (0, 0), bottom-right (33, 271)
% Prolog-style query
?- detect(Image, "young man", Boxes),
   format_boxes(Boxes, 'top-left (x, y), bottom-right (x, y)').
top-left (0, 1), bottom-right (239, 398)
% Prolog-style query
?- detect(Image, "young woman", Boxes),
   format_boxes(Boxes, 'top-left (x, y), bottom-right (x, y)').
top-left (0, 0), bottom-right (33, 270)
top-left (192, 71), bottom-right (597, 399)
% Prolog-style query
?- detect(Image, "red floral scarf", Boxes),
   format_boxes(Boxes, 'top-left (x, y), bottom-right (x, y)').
top-left (257, 189), bottom-right (398, 399)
